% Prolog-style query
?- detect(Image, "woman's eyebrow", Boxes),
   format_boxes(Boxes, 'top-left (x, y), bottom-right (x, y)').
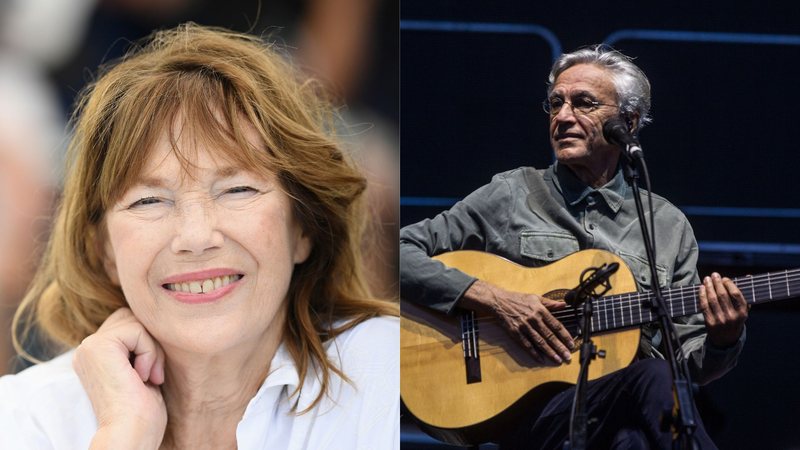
top-left (215, 166), bottom-right (241, 178)
top-left (133, 176), bottom-right (170, 189)
top-left (131, 167), bottom-right (245, 189)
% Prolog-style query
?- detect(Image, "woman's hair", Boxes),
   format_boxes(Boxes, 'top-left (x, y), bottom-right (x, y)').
top-left (547, 44), bottom-right (652, 130)
top-left (13, 23), bottom-right (397, 411)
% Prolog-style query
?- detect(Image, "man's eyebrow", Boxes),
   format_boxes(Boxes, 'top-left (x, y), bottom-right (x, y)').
top-left (571, 89), bottom-right (596, 99)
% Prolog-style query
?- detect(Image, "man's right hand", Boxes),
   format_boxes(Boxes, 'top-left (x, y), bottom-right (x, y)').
top-left (459, 280), bottom-right (575, 364)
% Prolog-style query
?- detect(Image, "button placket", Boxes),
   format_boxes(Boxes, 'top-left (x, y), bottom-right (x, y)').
top-left (585, 194), bottom-right (597, 232)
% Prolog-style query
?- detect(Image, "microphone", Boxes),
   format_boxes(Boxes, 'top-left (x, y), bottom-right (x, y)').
top-left (564, 263), bottom-right (620, 306)
top-left (603, 116), bottom-right (643, 160)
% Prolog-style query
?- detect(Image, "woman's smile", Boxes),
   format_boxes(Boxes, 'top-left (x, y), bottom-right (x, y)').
top-left (161, 269), bottom-right (245, 304)
top-left (161, 273), bottom-right (244, 304)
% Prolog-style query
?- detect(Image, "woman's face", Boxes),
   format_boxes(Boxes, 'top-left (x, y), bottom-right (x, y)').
top-left (102, 127), bottom-right (311, 356)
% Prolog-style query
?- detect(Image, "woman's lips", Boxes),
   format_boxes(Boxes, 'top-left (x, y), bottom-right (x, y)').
top-left (160, 270), bottom-right (244, 304)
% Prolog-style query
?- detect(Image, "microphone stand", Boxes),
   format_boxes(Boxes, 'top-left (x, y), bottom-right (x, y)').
top-left (620, 148), bottom-right (699, 450)
top-left (564, 265), bottom-right (615, 450)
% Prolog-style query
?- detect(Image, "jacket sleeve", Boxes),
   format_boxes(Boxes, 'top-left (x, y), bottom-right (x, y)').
top-left (400, 175), bottom-right (514, 314)
top-left (671, 218), bottom-right (745, 386)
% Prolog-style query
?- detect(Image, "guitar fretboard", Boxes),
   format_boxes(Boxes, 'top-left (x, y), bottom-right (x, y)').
top-left (586, 268), bottom-right (800, 333)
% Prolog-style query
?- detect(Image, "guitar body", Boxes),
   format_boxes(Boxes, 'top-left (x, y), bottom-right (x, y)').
top-left (401, 249), bottom-right (640, 445)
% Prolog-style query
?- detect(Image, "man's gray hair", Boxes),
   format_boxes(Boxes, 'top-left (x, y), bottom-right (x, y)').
top-left (547, 45), bottom-right (652, 130)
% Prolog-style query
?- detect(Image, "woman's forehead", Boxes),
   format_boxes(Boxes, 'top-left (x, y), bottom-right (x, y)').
top-left (105, 106), bottom-right (276, 203)
top-left (134, 142), bottom-right (268, 185)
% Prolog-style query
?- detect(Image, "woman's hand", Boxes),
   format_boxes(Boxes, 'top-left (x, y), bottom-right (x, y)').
top-left (73, 307), bottom-right (167, 449)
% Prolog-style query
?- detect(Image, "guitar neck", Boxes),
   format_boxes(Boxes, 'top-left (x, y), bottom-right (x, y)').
top-left (591, 268), bottom-right (800, 333)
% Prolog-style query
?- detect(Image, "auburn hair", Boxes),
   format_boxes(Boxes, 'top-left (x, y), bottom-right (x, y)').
top-left (13, 23), bottom-right (397, 411)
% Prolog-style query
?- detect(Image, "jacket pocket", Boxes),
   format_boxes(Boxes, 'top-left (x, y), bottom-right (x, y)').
top-left (618, 250), bottom-right (669, 290)
top-left (520, 230), bottom-right (580, 263)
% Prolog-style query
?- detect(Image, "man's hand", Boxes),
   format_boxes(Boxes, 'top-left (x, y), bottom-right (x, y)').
top-left (460, 280), bottom-right (575, 364)
top-left (698, 272), bottom-right (748, 348)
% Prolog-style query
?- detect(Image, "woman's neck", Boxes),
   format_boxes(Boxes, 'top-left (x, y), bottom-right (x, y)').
top-left (158, 318), bottom-right (285, 449)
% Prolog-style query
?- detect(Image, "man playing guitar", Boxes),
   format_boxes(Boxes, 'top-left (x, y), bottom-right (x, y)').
top-left (400, 45), bottom-right (747, 449)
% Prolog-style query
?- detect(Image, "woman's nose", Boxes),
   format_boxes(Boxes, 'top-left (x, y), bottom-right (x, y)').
top-left (170, 200), bottom-right (224, 255)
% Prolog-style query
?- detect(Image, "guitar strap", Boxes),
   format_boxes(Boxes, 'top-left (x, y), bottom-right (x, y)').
top-left (521, 167), bottom-right (592, 250)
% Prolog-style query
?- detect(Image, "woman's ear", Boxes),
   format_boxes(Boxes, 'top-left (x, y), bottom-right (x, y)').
top-left (96, 226), bottom-right (120, 286)
top-left (293, 231), bottom-right (312, 265)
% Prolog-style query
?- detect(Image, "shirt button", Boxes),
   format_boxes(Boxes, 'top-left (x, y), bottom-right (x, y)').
top-left (588, 223), bottom-right (595, 230)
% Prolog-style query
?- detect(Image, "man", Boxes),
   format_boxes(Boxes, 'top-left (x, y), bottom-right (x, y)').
top-left (400, 46), bottom-right (748, 449)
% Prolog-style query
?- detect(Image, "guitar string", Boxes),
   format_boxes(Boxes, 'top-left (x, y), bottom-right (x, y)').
top-left (406, 271), bottom-right (800, 347)
top-left (470, 270), bottom-right (800, 322)
top-left (409, 274), bottom-right (787, 346)
top-left (464, 272), bottom-right (800, 330)
top-left (467, 269), bottom-right (800, 322)
top-left (567, 273), bottom-right (800, 320)
top-left (466, 290), bottom-right (798, 340)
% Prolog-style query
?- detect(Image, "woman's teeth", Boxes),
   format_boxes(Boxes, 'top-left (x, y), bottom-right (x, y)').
top-left (166, 275), bottom-right (242, 294)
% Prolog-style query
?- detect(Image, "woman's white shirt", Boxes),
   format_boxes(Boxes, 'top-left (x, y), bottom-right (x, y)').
top-left (0, 316), bottom-right (399, 449)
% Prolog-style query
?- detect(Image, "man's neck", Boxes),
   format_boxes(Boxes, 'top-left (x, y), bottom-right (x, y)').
top-left (561, 155), bottom-right (620, 188)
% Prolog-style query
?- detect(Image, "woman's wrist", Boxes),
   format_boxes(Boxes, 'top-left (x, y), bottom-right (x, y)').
top-left (91, 421), bottom-right (165, 450)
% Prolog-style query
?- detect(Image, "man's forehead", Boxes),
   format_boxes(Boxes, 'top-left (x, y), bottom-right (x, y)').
top-left (552, 64), bottom-right (616, 97)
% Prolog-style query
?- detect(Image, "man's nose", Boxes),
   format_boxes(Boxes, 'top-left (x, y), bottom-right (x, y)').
top-left (170, 200), bottom-right (224, 255)
top-left (553, 102), bottom-right (578, 122)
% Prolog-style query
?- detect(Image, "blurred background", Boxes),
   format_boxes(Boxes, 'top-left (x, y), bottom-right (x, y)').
top-left (401, 1), bottom-right (800, 449)
top-left (0, 0), bottom-right (398, 374)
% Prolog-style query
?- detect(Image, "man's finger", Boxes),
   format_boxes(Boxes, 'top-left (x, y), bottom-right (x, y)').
top-left (711, 273), bottom-right (732, 317)
top-left (723, 278), bottom-right (748, 314)
top-left (703, 276), bottom-right (722, 319)
top-left (522, 325), bottom-right (562, 364)
top-left (542, 308), bottom-right (575, 351)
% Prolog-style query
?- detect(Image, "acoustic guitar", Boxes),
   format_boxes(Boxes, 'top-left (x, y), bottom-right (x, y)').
top-left (401, 249), bottom-right (799, 445)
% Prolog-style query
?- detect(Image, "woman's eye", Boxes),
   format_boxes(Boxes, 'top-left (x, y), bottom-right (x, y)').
top-left (224, 186), bottom-right (258, 195)
top-left (130, 197), bottom-right (162, 208)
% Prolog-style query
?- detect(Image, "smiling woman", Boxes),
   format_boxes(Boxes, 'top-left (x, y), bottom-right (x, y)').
top-left (0, 23), bottom-right (398, 449)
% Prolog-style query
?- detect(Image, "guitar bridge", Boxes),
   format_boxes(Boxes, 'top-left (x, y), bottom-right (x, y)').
top-left (461, 311), bottom-right (482, 384)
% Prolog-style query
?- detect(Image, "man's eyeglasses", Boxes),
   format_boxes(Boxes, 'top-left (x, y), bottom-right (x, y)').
top-left (542, 97), bottom-right (617, 116)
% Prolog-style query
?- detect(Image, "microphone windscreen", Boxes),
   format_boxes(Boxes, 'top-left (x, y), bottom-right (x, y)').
top-left (602, 116), bottom-right (631, 147)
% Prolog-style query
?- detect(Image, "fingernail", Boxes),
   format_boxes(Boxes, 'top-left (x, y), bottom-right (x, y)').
top-left (713, 272), bottom-right (721, 279)
top-left (563, 352), bottom-right (572, 362)
top-left (704, 276), bottom-right (711, 283)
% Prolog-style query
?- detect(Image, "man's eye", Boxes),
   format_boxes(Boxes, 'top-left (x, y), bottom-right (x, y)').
top-left (549, 98), bottom-right (565, 108)
top-left (573, 97), bottom-right (596, 108)
top-left (130, 197), bottom-right (161, 208)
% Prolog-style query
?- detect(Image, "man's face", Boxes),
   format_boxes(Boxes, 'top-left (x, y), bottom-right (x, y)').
top-left (548, 64), bottom-right (620, 169)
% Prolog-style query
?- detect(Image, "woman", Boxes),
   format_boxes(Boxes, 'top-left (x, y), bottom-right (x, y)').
top-left (0, 23), bottom-right (399, 449)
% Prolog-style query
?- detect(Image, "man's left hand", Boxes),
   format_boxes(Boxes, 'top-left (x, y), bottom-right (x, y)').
top-left (698, 272), bottom-right (749, 348)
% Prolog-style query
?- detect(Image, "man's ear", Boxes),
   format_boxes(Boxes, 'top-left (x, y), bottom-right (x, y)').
top-left (626, 112), bottom-right (641, 135)
top-left (97, 226), bottom-right (120, 286)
